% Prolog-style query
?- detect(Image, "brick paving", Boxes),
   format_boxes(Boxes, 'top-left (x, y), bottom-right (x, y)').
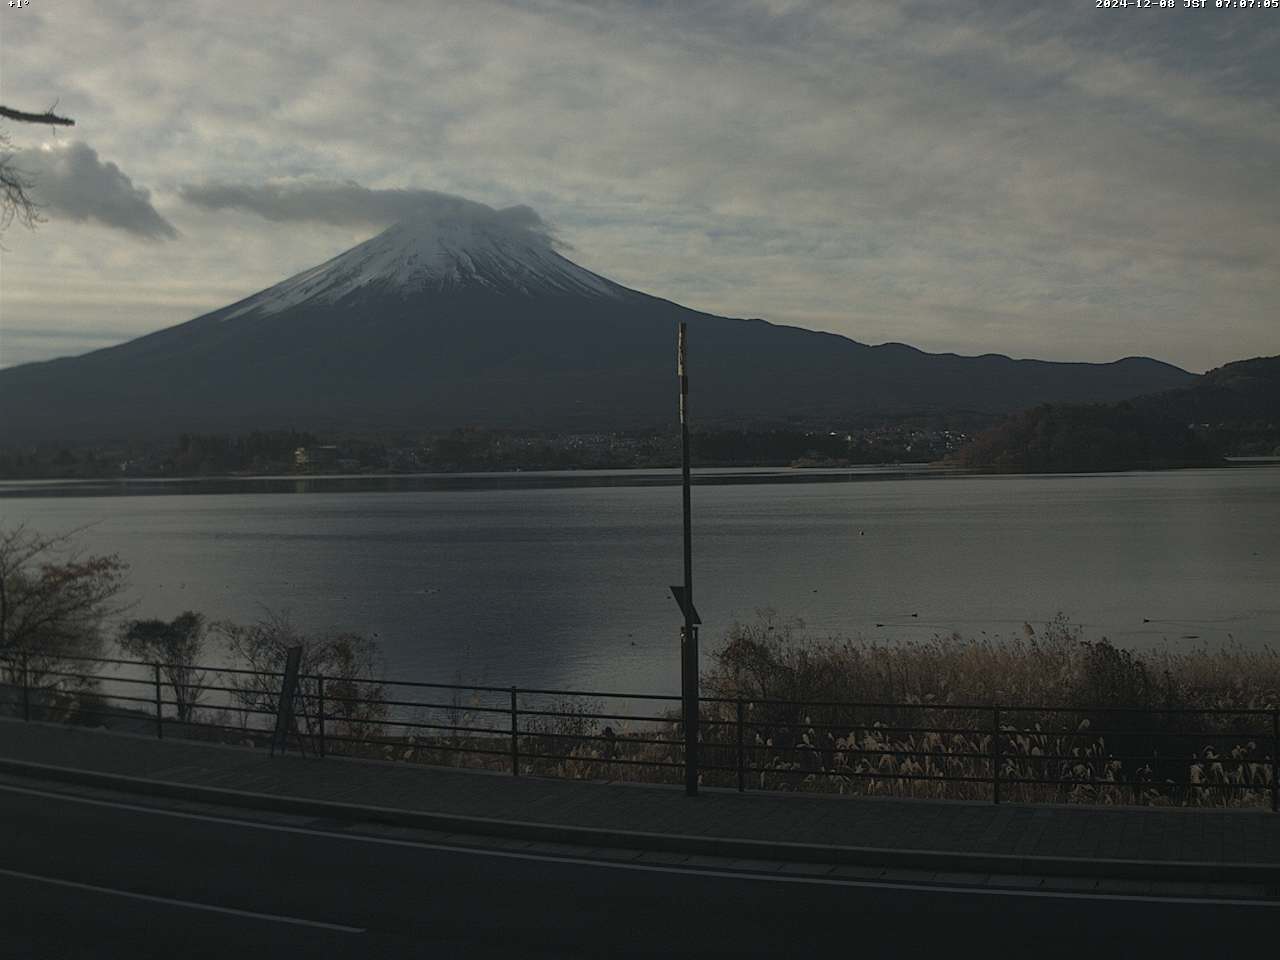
top-left (2, 719), bottom-right (1277, 868)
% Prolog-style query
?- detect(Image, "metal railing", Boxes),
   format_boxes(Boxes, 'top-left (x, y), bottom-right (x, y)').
top-left (1, 651), bottom-right (1276, 810)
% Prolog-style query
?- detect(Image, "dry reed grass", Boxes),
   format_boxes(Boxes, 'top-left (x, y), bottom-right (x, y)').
top-left (67, 611), bottom-right (1278, 809)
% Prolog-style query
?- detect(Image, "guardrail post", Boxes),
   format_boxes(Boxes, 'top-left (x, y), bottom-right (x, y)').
top-left (510, 686), bottom-right (520, 776)
top-left (153, 662), bottom-right (164, 739)
top-left (736, 698), bottom-right (746, 792)
top-left (20, 650), bottom-right (30, 722)
top-left (992, 706), bottom-right (1001, 804)
top-left (1272, 709), bottom-right (1278, 814)
top-left (317, 675), bottom-right (326, 759)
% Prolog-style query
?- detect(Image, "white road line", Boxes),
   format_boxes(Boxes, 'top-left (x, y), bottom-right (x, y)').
top-left (0, 780), bottom-right (1274, 908)
top-left (0, 865), bottom-right (366, 934)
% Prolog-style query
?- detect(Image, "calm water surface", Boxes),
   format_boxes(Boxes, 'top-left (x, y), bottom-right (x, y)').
top-left (3, 467), bottom-right (1277, 694)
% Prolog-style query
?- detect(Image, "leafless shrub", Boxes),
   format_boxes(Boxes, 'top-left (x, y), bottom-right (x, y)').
top-left (216, 609), bottom-right (387, 753)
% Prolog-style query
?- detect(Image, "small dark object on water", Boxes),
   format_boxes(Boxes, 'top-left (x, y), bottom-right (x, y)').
top-left (1182, 634), bottom-right (1200, 639)
top-left (875, 623), bottom-right (884, 628)
top-left (911, 612), bottom-right (918, 618)
top-left (1143, 618), bottom-right (1151, 623)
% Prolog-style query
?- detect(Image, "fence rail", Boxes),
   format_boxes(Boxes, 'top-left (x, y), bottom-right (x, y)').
top-left (0, 652), bottom-right (1276, 811)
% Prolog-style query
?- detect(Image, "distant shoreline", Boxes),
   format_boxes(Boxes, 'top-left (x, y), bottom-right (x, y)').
top-left (2, 459), bottom-right (1276, 499)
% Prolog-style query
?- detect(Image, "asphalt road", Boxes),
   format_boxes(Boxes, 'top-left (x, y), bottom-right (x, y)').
top-left (1, 781), bottom-right (1273, 959)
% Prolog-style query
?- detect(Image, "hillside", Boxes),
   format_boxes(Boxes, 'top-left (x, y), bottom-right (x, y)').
top-left (952, 355), bottom-right (1280, 472)
top-left (0, 208), bottom-right (1195, 446)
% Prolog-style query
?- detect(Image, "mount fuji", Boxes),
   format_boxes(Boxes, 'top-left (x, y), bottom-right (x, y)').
top-left (0, 205), bottom-right (1193, 444)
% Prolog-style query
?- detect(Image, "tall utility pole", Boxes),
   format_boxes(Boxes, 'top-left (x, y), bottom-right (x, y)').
top-left (678, 321), bottom-right (698, 797)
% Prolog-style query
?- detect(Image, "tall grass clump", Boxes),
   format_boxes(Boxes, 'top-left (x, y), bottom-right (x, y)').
top-left (697, 610), bottom-right (1278, 807)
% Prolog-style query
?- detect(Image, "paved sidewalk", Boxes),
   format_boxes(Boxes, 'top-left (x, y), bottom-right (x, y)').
top-left (2, 719), bottom-right (1278, 882)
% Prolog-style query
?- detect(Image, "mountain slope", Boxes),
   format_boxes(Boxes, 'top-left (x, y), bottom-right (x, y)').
top-left (0, 210), bottom-right (1195, 445)
top-left (1135, 355), bottom-right (1280, 424)
top-left (952, 355), bottom-right (1280, 471)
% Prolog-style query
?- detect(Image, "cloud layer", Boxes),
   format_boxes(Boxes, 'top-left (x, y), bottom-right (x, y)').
top-left (14, 141), bottom-right (177, 239)
top-left (179, 179), bottom-right (551, 239)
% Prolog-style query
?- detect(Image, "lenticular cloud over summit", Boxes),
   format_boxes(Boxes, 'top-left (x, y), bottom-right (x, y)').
top-left (210, 187), bottom-right (619, 318)
top-left (179, 179), bottom-right (554, 244)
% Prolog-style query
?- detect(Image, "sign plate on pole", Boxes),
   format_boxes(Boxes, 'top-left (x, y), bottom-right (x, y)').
top-left (669, 585), bottom-right (701, 625)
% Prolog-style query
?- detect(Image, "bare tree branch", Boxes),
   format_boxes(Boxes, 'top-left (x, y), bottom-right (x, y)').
top-left (0, 102), bottom-right (74, 236)
top-left (0, 134), bottom-right (42, 232)
top-left (0, 104), bottom-right (75, 126)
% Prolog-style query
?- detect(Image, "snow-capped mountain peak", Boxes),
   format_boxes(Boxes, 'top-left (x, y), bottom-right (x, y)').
top-left (224, 205), bottom-right (627, 319)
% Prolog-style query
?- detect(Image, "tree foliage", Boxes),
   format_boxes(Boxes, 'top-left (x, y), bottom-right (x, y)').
top-left (952, 402), bottom-right (1219, 473)
top-left (118, 611), bottom-right (208, 722)
top-left (171, 430), bottom-right (318, 475)
top-left (0, 525), bottom-right (128, 696)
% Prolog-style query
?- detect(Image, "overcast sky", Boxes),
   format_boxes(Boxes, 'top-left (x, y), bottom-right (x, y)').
top-left (2, 0), bottom-right (1277, 372)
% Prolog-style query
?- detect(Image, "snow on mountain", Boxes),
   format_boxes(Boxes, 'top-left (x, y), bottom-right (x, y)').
top-left (224, 208), bottom-right (628, 319)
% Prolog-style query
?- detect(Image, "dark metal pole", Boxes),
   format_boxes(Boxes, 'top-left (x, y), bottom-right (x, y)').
top-left (992, 706), bottom-right (1001, 804)
top-left (510, 686), bottom-right (520, 776)
top-left (317, 675), bottom-right (326, 759)
top-left (679, 321), bottom-right (698, 797)
top-left (1272, 709), bottom-right (1278, 814)
top-left (21, 650), bottom-right (30, 722)
top-left (736, 698), bottom-right (745, 793)
top-left (154, 662), bottom-right (164, 739)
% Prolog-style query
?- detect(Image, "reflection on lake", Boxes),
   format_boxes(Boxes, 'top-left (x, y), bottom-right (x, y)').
top-left (4, 466), bottom-right (1277, 695)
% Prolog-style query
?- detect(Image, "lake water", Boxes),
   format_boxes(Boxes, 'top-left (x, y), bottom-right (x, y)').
top-left (3, 466), bottom-right (1277, 695)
